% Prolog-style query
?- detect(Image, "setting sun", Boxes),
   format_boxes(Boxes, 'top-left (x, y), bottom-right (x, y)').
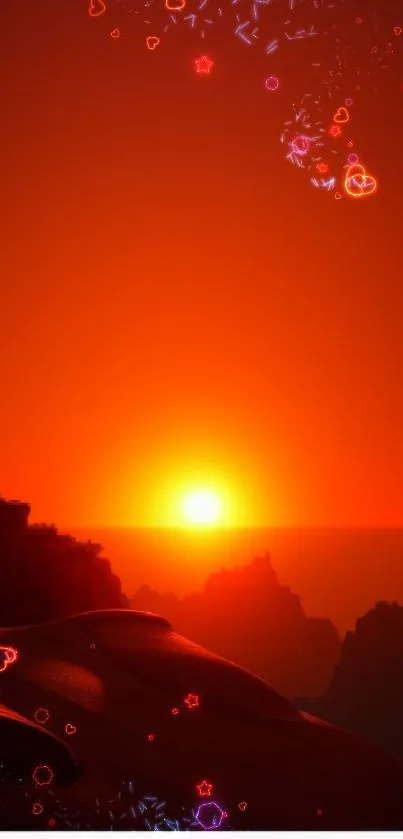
top-left (182, 490), bottom-right (222, 526)
top-left (123, 448), bottom-right (270, 528)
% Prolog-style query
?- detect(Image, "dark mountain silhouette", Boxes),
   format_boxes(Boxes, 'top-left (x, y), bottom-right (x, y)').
top-left (130, 554), bottom-right (341, 699)
top-left (1, 608), bottom-right (403, 829)
top-left (297, 601), bottom-right (403, 761)
top-left (0, 497), bottom-right (127, 625)
top-left (1, 497), bottom-right (403, 827)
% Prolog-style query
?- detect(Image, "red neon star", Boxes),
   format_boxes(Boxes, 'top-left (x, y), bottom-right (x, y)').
top-left (194, 55), bottom-right (215, 74)
top-left (184, 692), bottom-right (200, 709)
top-left (196, 779), bottom-right (213, 797)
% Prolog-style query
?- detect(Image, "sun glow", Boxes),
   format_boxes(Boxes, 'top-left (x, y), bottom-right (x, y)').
top-left (182, 490), bottom-right (222, 526)
top-left (123, 448), bottom-right (268, 528)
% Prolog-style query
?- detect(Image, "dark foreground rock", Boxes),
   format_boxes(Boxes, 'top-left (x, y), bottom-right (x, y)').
top-left (0, 609), bottom-right (402, 830)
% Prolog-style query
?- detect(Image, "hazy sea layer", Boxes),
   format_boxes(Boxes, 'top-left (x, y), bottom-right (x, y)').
top-left (69, 527), bottom-right (403, 636)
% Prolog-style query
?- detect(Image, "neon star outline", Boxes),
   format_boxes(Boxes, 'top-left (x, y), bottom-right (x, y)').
top-left (196, 779), bottom-right (213, 797)
top-left (184, 692), bottom-right (200, 709)
top-left (194, 55), bottom-right (214, 74)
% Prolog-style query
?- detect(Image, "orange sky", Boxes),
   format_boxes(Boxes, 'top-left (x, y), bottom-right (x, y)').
top-left (2, 0), bottom-right (403, 527)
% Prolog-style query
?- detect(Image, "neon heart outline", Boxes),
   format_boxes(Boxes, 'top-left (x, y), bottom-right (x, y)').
top-left (65, 723), bottom-right (77, 735)
top-left (344, 164), bottom-right (377, 198)
top-left (146, 36), bottom-right (160, 50)
top-left (88, 0), bottom-right (107, 17)
top-left (0, 646), bottom-right (18, 672)
top-left (333, 106), bottom-right (350, 124)
top-left (164, 0), bottom-right (186, 9)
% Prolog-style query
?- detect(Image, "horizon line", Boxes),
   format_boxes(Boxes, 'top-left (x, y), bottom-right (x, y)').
top-left (60, 523), bottom-right (403, 531)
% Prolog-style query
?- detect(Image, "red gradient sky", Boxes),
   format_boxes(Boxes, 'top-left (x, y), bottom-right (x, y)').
top-left (2, 0), bottom-right (403, 527)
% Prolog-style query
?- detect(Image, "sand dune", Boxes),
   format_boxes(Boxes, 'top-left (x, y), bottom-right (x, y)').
top-left (0, 609), bottom-right (403, 829)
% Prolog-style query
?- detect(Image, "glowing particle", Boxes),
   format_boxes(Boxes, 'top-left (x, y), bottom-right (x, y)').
top-left (147, 733), bottom-right (155, 741)
top-left (32, 765), bottom-right (54, 786)
top-left (88, 0), bottom-right (107, 16)
top-left (291, 135), bottom-right (310, 156)
top-left (316, 162), bottom-right (328, 174)
top-left (32, 803), bottom-right (43, 815)
top-left (394, 26), bottom-right (402, 37)
top-left (194, 55), bottom-right (215, 74)
top-left (345, 98), bottom-right (354, 107)
top-left (184, 692), bottom-right (200, 709)
top-left (163, 818), bottom-right (180, 829)
top-left (171, 707), bottom-right (180, 715)
top-left (317, 809), bottom-right (323, 816)
top-left (195, 801), bottom-right (226, 830)
top-left (235, 21), bottom-right (253, 46)
top-left (329, 124), bottom-right (342, 138)
top-left (333, 106), bottom-right (350, 124)
top-left (347, 153), bottom-right (359, 165)
top-left (34, 708), bottom-right (50, 725)
top-left (90, 643), bottom-right (96, 649)
top-left (110, 28), bottom-right (121, 37)
top-left (238, 801), bottom-right (247, 811)
top-left (146, 35), bottom-right (160, 49)
top-left (48, 819), bottom-right (56, 828)
top-left (165, 0), bottom-right (186, 8)
top-left (64, 723), bottom-right (76, 735)
top-left (196, 780), bottom-right (213, 797)
top-left (265, 75), bottom-right (280, 92)
top-left (335, 192), bottom-right (342, 200)
top-left (265, 38), bottom-right (279, 55)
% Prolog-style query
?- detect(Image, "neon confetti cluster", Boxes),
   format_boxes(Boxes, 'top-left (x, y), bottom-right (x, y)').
top-left (18, 691), bottom-right (233, 831)
top-left (0, 641), bottom-right (332, 830)
top-left (0, 656), bottom-right (234, 830)
top-left (88, 0), bottom-right (403, 199)
top-left (23, 776), bottom-right (230, 830)
top-left (87, 0), bottom-right (403, 200)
